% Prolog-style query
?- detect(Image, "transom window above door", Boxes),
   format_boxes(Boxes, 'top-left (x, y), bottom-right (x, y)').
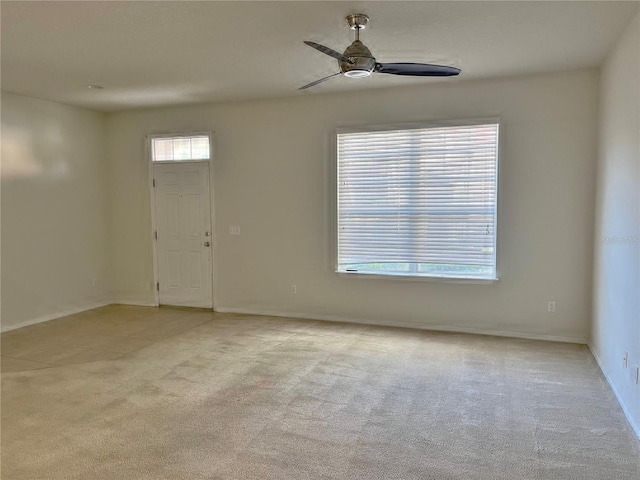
top-left (151, 135), bottom-right (210, 162)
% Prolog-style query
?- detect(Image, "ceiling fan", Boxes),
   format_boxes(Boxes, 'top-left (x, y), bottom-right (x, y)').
top-left (300, 14), bottom-right (460, 90)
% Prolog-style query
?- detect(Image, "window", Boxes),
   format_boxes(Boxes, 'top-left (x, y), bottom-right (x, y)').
top-left (336, 121), bottom-right (499, 280)
top-left (151, 135), bottom-right (210, 161)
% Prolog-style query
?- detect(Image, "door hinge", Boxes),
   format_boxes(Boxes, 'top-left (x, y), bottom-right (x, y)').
top-left (156, 282), bottom-right (160, 291)
top-left (154, 231), bottom-right (158, 240)
top-left (152, 178), bottom-right (156, 187)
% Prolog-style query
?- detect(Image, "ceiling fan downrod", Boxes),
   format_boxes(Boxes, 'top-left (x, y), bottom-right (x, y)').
top-left (346, 13), bottom-right (369, 42)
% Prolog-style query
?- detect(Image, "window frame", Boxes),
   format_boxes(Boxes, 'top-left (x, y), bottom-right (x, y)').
top-left (332, 117), bottom-right (501, 284)
top-left (149, 132), bottom-right (213, 162)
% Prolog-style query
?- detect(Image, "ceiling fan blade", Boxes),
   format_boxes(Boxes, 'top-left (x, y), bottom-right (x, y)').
top-left (299, 72), bottom-right (342, 90)
top-left (375, 63), bottom-right (461, 76)
top-left (304, 41), bottom-right (354, 65)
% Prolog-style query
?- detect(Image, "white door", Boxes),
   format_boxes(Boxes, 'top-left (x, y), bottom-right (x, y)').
top-left (153, 162), bottom-right (213, 308)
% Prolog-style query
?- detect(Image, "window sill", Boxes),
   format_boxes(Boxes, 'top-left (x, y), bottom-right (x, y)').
top-left (336, 270), bottom-right (499, 284)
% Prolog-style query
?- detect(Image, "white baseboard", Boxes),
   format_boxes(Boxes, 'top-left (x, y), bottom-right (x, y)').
top-left (1, 301), bottom-right (112, 333)
top-left (588, 343), bottom-right (640, 441)
top-left (112, 300), bottom-right (158, 307)
top-left (214, 306), bottom-right (587, 344)
top-left (0, 299), bottom-right (179, 333)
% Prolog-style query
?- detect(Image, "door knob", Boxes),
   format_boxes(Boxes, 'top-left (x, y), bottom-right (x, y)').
top-left (204, 241), bottom-right (211, 247)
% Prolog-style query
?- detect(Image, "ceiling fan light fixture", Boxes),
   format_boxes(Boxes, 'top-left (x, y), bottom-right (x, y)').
top-left (344, 69), bottom-right (371, 78)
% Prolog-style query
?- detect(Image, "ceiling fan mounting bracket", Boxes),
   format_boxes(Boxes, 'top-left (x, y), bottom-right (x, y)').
top-left (346, 14), bottom-right (369, 30)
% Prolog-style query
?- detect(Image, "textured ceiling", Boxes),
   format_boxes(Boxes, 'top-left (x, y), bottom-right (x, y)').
top-left (1, 1), bottom-right (638, 112)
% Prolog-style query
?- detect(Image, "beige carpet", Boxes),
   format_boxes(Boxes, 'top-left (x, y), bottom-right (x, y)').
top-left (1, 305), bottom-right (639, 479)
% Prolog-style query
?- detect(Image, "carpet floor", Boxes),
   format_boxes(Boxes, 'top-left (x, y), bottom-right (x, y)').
top-left (1, 305), bottom-right (639, 479)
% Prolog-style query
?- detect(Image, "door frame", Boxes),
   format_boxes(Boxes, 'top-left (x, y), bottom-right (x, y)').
top-left (146, 132), bottom-right (216, 309)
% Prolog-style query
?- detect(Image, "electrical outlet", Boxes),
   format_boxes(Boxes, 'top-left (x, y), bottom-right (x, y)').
top-left (623, 352), bottom-right (629, 368)
top-left (92, 277), bottom-right (98, 287)
top-left (547, 301), bottom-right (556, 312)
top-left (291, 284), bottom-right (297, 294)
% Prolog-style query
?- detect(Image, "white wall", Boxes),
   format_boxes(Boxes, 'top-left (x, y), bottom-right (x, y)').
top-left (591, 14), bottom-right (640, 437)
top-left (1, 93), bottom-right (110, 331)
top-left (106, 69), bottom-right (598, 343)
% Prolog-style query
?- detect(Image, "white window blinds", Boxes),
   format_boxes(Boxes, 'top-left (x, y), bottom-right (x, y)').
top-left (337, 122), bottom-right (499, 279)
top-left (152, 135), bottom-right (210, 161)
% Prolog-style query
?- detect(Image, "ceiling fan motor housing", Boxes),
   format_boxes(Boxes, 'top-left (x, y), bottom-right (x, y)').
top-left (341, 40), bottom-right (376, 77)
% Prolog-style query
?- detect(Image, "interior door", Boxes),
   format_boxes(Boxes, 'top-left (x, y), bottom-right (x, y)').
top-left (153, 162), bottom-right (213, 308)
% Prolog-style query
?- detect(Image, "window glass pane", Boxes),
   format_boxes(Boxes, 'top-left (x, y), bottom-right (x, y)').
top-left (153, 138), bottom-right (173, 161)
top-left (191, 136), bottom-right (210, 159)
top-left (172, 138), bottom-right (191, 160)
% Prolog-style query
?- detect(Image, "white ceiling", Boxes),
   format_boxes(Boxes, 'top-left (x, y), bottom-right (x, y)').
top-left (1, 1), bottom-right (638, 112)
